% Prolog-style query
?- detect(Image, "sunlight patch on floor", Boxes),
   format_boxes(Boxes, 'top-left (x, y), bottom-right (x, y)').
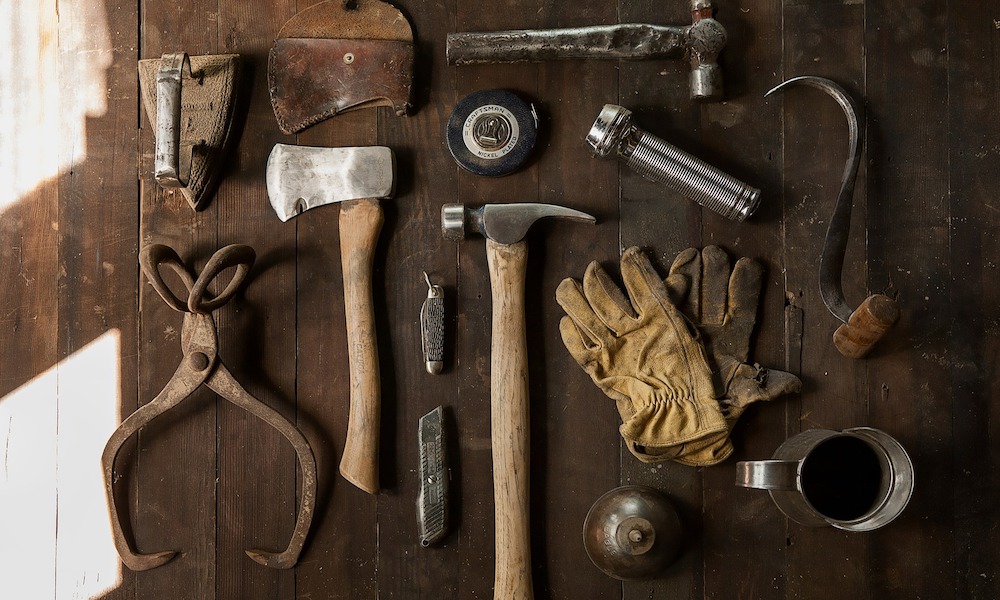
top-left (0, 330), bottom-right (123, 599)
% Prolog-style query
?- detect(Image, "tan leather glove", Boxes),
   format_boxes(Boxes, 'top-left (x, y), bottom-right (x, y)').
top-left (665, 246), bottom-right (802, 466)
top-left (556, 247), bottom-right (728, 463)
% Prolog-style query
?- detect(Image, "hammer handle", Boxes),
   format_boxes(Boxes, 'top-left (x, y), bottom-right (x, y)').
top-left (338, 197), bottom-right (383, 495)
top-left (486, 238), bottom-right (534, 600)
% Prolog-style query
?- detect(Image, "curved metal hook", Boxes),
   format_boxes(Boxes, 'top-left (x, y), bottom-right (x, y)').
top-left (766, 75), bottom-right (862, 325)
top-left (205, 364), bottom-right (317, 568)
top-left (767, 76), bottom-right (899, 358)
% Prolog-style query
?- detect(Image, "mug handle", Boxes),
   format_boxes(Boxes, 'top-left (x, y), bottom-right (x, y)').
top-left (736, 460), bottom-right (799, 491)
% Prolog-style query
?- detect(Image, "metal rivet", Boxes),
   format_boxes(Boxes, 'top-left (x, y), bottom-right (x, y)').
top-left (343, 53), bottom-right (355, 64)
top-left (189, 351), bottom-right (210, 371)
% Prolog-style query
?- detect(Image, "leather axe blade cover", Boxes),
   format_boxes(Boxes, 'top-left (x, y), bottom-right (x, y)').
top-left (268, 0), bottom-right (415, 134)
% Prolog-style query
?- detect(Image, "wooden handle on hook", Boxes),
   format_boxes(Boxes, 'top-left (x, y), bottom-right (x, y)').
top-left (833, 294), bottom-right (899, 359)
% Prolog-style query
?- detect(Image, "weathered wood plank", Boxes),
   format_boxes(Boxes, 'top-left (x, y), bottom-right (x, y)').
top-left (865, 0), bottom-right (953, 598)
top-left (778, 3), bottom-right (872, 600)
top-left (373, 0), bottom-right (464, 597)
top-left (698, 1), bottom-right (790, 599)
top-left (531, 0), bottom-right (621, 597)
top-left (947, 3), bottom-right (1000, 598)
top-left (135, 1), bottom-right (221, 597)
top-left (213, 0), bottom-right (298, 597)
top-left (617, 0), bottom-right (704, 598)
top-left (291, 1), bottom-right (379, 597)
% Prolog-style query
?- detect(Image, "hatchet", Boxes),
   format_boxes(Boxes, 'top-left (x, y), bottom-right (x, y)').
top-left (266, 143), bottom-right (395, 494)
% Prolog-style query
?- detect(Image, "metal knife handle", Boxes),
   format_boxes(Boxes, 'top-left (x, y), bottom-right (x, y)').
top-left (417, 406), bottom-right (448, 547)
top-left (420, 272), bottom-right (445, 374)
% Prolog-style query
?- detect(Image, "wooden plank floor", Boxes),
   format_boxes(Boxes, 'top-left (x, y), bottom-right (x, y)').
top-left (2, 0), bottom-right (998, 598)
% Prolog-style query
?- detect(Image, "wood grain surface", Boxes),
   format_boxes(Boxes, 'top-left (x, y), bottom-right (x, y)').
top-left (2, 0), bottom-right (998, 598)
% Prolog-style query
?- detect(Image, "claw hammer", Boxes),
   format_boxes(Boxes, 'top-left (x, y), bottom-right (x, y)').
top-left (442, 203), bottom-right (595, 599)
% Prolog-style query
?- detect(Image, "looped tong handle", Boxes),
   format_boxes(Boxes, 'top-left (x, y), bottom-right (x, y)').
top-left (108, 243), bottom-right (316, 571)
top-left (154, 52), bottom-right (199, 188)
top-left (140, 243), bottom-right (255, 314)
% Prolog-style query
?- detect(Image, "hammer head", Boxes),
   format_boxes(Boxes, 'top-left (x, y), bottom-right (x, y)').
top-left (441, 203), bottom-right (596, 245)
top-left (687, 14), bottom-right (726, 102)
top-left (266, 143), bottom-right (396, 222)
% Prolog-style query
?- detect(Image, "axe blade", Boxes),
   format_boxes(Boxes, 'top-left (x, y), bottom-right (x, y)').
top-left (266, 143), bottom-right (396, 222)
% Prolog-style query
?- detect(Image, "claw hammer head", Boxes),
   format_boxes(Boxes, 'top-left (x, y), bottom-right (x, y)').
top-left (441, 202), bottom-right (596, 245)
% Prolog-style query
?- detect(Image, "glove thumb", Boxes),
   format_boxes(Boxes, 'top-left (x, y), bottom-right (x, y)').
top-left (722, 364), bottom-right (802, 421)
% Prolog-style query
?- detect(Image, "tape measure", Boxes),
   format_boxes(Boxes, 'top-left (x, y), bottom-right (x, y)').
top-left (446, 89), bottom-right (539, 177)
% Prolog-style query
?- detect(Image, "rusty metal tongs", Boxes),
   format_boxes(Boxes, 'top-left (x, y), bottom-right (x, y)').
top-left (102, 243), bottom-right (317, 571)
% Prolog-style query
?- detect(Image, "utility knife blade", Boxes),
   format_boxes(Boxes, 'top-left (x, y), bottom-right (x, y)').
top-left (417, 405), bottom-right (448, 547)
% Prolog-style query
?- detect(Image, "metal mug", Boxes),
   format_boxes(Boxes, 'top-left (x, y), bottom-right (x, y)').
top-left (735, 427), bottom-right (914, 531)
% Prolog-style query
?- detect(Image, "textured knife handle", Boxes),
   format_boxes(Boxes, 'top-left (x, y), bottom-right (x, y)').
top-left (417, 406), bottom-right (448, 547)
top-left (338, 198), bottom-right (383, 495)
top-left (421, 281), bottom-right (445, 374)
top-left (486, 238), bottom-right (533, 600)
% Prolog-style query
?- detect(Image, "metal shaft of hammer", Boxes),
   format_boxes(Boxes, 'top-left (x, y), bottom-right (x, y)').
top-left (446, 0), bottom-right (726, 101)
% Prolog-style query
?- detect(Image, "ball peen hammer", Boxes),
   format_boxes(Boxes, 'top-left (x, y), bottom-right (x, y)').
top-left (447, 0), bottom-right (726, 102)
top-left (442, 203), bottom-right (595, 599)
top-left (266, 143), bottom-right (395, 494)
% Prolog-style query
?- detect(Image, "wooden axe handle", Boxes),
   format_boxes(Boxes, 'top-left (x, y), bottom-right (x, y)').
top-left (338, 197), bottom-right (383, 495)
top-left (486, 238), bottom-right (534, 600)
top-left (833, 294), bottom-right (899, 359)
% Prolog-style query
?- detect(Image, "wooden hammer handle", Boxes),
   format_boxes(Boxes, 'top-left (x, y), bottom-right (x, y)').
top-left (833, 294), bottom-right (899, 359)
top-left (486, 238), bottom-right (534, 600)
top-left (338, 198), bottom-right (383, 495)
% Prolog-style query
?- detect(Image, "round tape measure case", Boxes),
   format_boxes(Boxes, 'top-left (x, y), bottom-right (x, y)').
top-left (447, 89), bottom-right (539, 177)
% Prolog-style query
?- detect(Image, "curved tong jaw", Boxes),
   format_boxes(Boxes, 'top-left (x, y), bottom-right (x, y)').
top-left (104, 244), bottom-right (317, 570)
top-left (767, 76), bottom-right (899, 358)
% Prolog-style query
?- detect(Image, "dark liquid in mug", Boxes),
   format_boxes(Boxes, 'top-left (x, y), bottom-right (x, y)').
top-left (800, 436), bottom-right (884, 521)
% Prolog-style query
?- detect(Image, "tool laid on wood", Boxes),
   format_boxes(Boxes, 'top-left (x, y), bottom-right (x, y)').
top-left (138, 52), bottom-right (242, 210)
top-left (268, 0), bottom-right (414, 134)
top-left (587, 104), bottom-right (760, 222)
top-left (103, 244), bottom-right (317, 571)
top-left (420, 272), bottom-right (445, 374)
top-left (446, 89), bottom-right (539, 177)
top-left (443, 202), bottom-right (596, 600)
top-left (266, 143), bottom-right (395, 494)
top-left (766, 76), bottom-right (899, 358)
top-left (417, 405), bottom-right (449, 547)
top-left (583, 486), bottom-right (683, 581)
top-left (447, 0), bottom-right (726, 102)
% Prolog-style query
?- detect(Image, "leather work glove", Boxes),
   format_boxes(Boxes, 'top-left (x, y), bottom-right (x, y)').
top-left (665, 246), bottom-right (802, 466)
top-left (556, 247), bottom-right (728, 463)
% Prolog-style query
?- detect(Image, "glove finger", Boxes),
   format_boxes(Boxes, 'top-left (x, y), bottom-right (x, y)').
top-left (663, 272), bottom-right (689, 307)
top-left (668, 247), bottom-right (702, 321)
top-left (559, 315), bottom-right (597, 366)
top-left (727, 257), bottom-right (764, 336)
top-left (583, 261), bottom-right (637, 335)
top-left (556, 276), bottom-right (612, 347)
top-left (700, 246), bottom-right (732, 326)
top-left (620, 247), bottom-right (679, 318)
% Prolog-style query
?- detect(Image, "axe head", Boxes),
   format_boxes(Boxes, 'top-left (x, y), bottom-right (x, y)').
top-left (266, 143), bottom-right (396, 222)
